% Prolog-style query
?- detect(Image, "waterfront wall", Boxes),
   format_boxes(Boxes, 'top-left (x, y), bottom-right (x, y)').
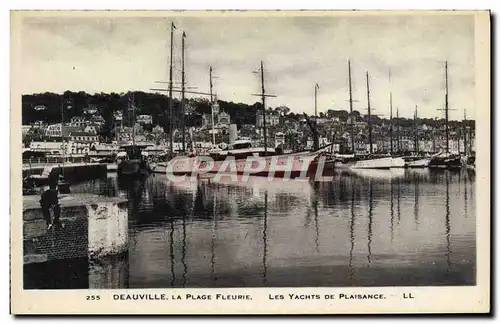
top-left (88, 200), bottom-right (128, 258)
top-left (88, 255), bottom-right (129, 289)
top-left (23, 194), bottom-right (128, 265)
top-left (22, 163), bottom-right (108, 183)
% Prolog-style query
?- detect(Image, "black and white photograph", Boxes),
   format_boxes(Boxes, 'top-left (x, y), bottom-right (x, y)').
top-left (10, 10), bottom-right (490, 314)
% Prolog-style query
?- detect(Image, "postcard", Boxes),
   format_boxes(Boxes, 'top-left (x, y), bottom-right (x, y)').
top-left (10, 9), bottom-right (490, 314)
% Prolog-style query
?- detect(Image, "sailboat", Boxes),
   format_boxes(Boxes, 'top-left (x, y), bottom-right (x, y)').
top-left (149, 27), bottom-right (332, 177)
top-left (340, 67), bottom-right (405, 170)
top-left (58, 96), bottom-right (71, 193)
top-left (163, 61), bottom-right (333, 178)
top-left (117, 93), bottom-right (149, 177)
top-left (149, 24), bottom-right (183, 173)
top-left (428, 61), bottom-right (462, 169)
top-left (404, 105), bottom-right (430, 168)
top-left (462, 110), bottom-right (475, 171)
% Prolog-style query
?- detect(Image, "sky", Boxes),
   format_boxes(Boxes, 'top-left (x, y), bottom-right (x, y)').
top-left (20, 12), bottom-right (476, 120)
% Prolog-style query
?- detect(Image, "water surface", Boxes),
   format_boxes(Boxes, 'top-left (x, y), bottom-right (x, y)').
top-left (24, 168), bottom-right (476, 288)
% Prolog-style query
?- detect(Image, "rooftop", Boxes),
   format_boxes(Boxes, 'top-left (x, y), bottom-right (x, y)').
top-left (70, 131), bottom-right (98, 137)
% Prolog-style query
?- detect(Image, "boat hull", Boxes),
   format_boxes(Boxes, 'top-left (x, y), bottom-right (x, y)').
top-left (405, 158), bottom-right (430, 168)
top-left (154, 152), bottom-right (331, 179)
top-left (349, 168), bottom-right (406, 179)
top-left (428, 156), bottom-right (462, 169)
top-left (117, 160), bottom-right (149, 176)
top-left (350, 157), bottom-right (406, 169)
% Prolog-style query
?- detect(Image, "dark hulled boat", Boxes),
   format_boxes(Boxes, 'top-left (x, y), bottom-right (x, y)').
top-left (428, 61), bottom-right (462, 170)
top-left (117, 144), bottom-right (150, 177)
top-left (428, 151), bottom-right (462, 169)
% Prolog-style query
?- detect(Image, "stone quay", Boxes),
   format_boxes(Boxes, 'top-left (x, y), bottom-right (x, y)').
top-left (23, 193), bottom-right (129, 265)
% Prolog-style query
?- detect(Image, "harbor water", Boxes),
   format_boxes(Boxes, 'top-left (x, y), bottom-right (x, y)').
top-left (24, 168), bottom-right (476, 289)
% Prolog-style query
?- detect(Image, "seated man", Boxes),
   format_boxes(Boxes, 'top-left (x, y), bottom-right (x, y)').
top-left (39, 181), bottom-right (61, 230)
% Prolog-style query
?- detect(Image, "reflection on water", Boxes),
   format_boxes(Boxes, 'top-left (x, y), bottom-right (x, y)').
top-left (445, 172), bottom-right (451, 272)
top-left (262, 192), bottom-right (268, 285)
top-left (348, 183), bottom-right (356, 279)
top-left (367, 181), bottom-right (373, 267)
top-left (25, 169), bottom-right (476, 288)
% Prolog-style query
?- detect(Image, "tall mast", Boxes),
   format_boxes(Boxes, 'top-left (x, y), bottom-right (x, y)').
top-left (168, 21), bottom-right (175, 153)
top-left (468, 116), bottom-right (473, 154)
top-left (348, 60), bottom-right (355, 154)
top-left (414, 104), bottom-right (418, 154)
top-left (261, 61), bottom-right (267, 154)
top-left (209, 66), bottom-right (215, 146)
top-left (432, 119), bottom-right (436, 153)
top-left (251, 62), bottom-right (276, 151)
top-left (181, 31), bottom-right (186, 153)
top-left (61, 95), bottom-right (65, 176)
top-left (120, 104), bottom-right (123, 131)
top-left (366, 71), bottom-right (373, 155)
top-left (314, 83), bottom-right (319, 117)
top-left (445, 61), bottom-right (449, 154)
top-left (209, 66), bottom-right (214, 102)
top-left (463, 109), bottom-right (467, 156)
top-left (131, 92), bottom-right (136, 148)
top-left (389, 69), bottom-right (393, 155)
top-left (396, 107), bottom-right (400, 153)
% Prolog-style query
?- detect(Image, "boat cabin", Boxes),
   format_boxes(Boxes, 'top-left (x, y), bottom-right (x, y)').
top-left (206, 139), bottom-right (277, 161)
top-left (118, 144), bottom-right (149, 161)
top-left (230, 139), bottom-right (253, 150)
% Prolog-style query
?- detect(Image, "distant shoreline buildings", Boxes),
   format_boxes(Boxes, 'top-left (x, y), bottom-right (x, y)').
top-left (22, 95), bottom-right (476, 159)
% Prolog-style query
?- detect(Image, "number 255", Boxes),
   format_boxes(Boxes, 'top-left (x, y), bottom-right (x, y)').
top-left (86, 295), bottom-right (100, 301)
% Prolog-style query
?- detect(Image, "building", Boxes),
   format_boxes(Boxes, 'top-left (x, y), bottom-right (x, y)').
top-left (275, 132), bottom-right (285, 147)
top-left (283, 119), bottom-right (299, 132)
top-left (202, 110), bottom-right (231, 129)
top-left (88, 143), bottom-right (120, 157)
top-left (90, 115), bottom-right (105, 126)
top-left (69, 131), bottom-right (99, 143)
top-left (69, 117), bottom-right (86, 128)
top-left (83, 104), bottom-right (99, 115)
top-left (45, 124), bottom-right (63, 137)
top-left (29, 141), bottom-right (63, 154)
top-left (316, 117), bottom-right (334, 125)
top-left (84, 124), bottom-right (99, 134)
top-left (399, 137), bottom-right (414, 152)
top-left (116, 126), bottom-right (134, 142)
top-left (201, 114), bottom-right (212, 129)
top-left (448, 139), bottom-right (471, 155)
top-left (217, 111), bottom-right (230, 127)
top-left (44, 124), bottom-right (80, 138)
top-left (318, 136), bottom-right (330, 147)
top-left (114, 111), bottom-right (123, 123)
top-left (256, 111), bottom-right (280, 127)
top-left (352, 136), bottom-right (380, 154)
top-left (22, 125), bottom-right (32, 136)
top-left (418, 140), bottom-right (434, 153)
top-left (152, 125), bottom-right (164, 134)
top-left (137, 114), bottom-right (153, 125)
top-left (64, 141), bottom-right (90, 155)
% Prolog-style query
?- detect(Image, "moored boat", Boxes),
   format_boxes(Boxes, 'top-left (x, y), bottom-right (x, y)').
top-left (117, 144), bottom-right (150, 177)
top-left (465, 155), bottom-right (475, 171)
top-left (160, 140), bottom-right (333, 179)
top-left (350, 156), bottom-right (406, 169)
top-left (428, 151), bottom-right (462, 169)
top-left (404, 156), bottom-right (430, 168)
top-left (349, 167), bottom-right (406, 180)
top-left (116, 93), bottom-right (149, 177)
top-left (427, 62), bottom-right (462, 170)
